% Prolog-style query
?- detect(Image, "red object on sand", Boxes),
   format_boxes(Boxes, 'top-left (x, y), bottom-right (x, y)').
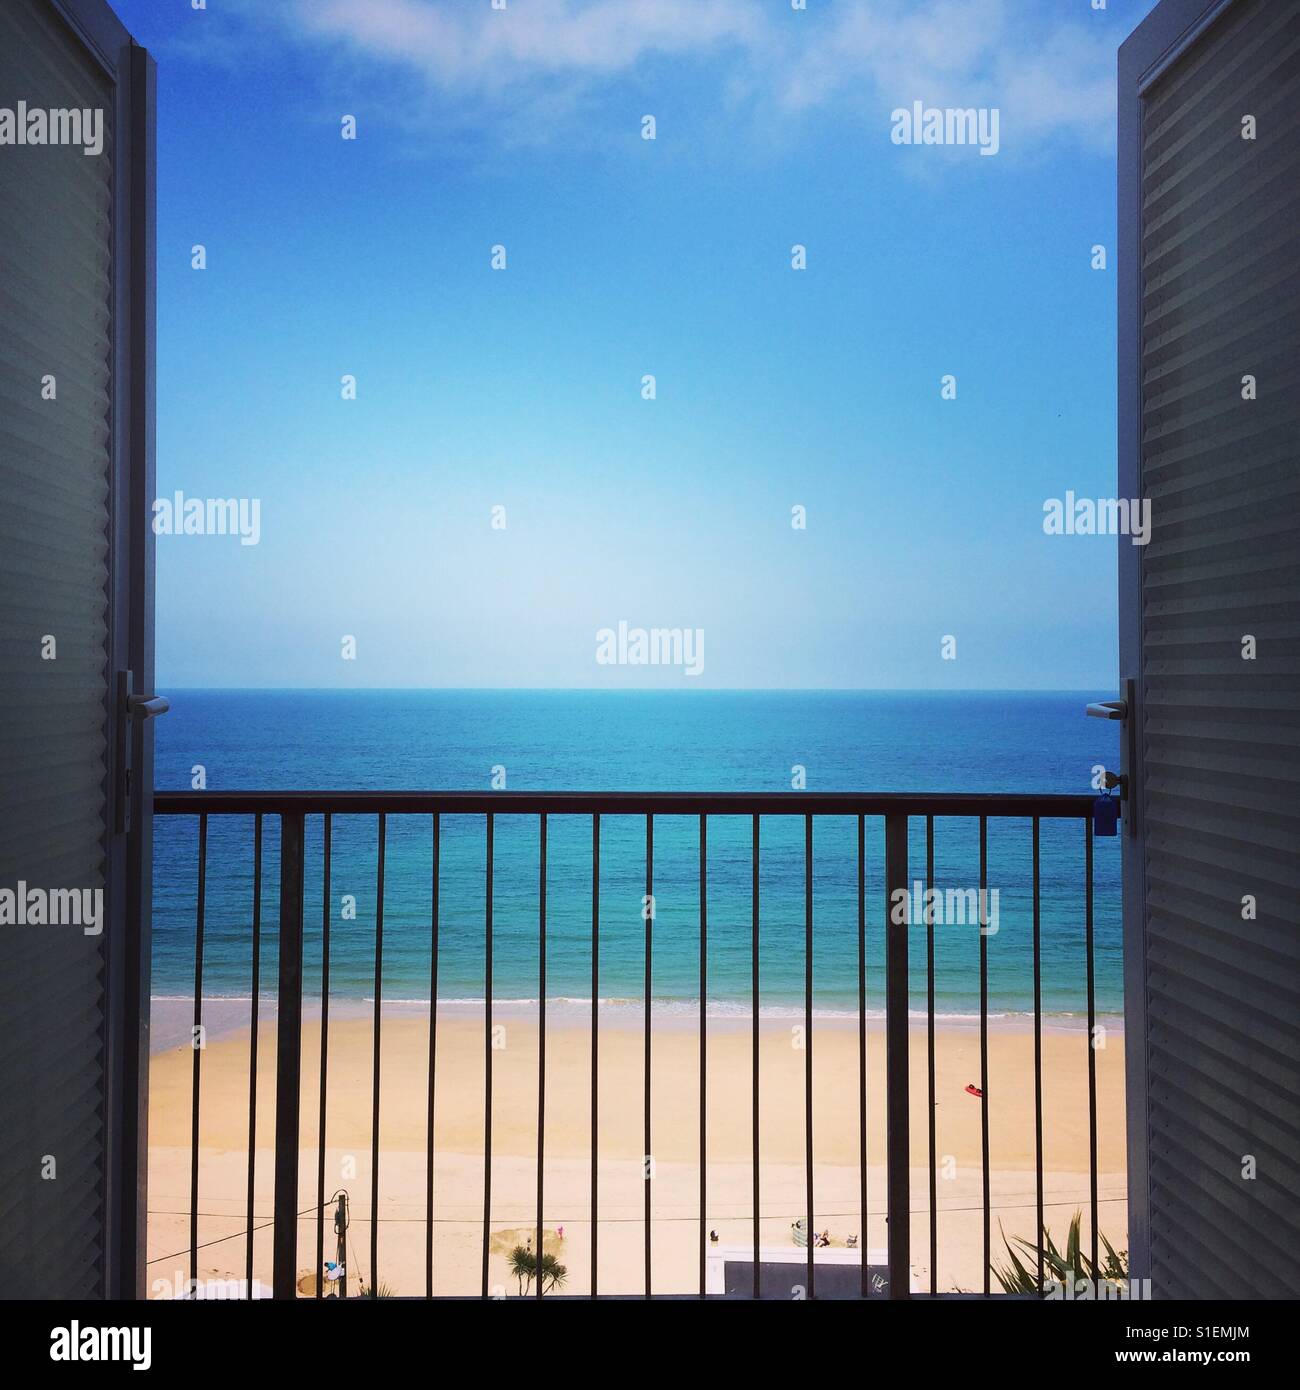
top-left (965, 1083), bottom-right (983, 1098)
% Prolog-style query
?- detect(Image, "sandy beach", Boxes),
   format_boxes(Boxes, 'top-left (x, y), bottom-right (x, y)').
top-left (146, 1001), bottom-right (1126, 1297)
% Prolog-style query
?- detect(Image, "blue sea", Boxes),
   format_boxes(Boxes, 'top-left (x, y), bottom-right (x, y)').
top-left (152, 690), bottom-right (1122, 1020)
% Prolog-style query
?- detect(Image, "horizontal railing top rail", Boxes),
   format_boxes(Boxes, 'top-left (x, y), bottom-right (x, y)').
top-left (154, 789), bottom-right (1095, 817)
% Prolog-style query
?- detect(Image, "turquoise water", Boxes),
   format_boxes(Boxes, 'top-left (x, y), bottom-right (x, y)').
top-left (152, 690), bottom-right (1122, 1017)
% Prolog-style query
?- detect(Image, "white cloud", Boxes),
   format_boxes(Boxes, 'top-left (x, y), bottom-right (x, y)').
top-left (254, 0), bottom-right (1129, 156)
top-left (777, 0), bottom-right (1118, 153)
top-left (290, 0), bottom-right (762, 89)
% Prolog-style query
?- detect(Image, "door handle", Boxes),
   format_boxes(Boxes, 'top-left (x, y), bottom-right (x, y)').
top-left (115, 673), bottom-right (167, 834)
top-left (128, 693), bottom-right (169, 719)
top-left (1086, 681), bottom-right (1137, 838)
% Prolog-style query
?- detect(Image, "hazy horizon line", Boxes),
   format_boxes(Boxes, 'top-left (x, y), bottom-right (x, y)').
top-left (158, 685), bottom-right (1112, 694)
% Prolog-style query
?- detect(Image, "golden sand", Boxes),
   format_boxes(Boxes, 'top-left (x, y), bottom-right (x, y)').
top-left (146, 1007), bottom-right (1126, 1297)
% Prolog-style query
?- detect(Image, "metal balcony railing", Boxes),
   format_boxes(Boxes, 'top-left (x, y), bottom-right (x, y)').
top-left (153, 789), bottom-right (1102, 1300)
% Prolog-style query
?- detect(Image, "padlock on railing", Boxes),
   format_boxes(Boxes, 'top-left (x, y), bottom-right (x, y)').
top-left (1093, 792), bottom-right (1119, 836)
top-left (1093, 770), bottom-right (1124, 837)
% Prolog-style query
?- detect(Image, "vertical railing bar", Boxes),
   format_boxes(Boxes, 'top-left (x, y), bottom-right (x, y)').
top-left (537, 813), bottom-right (547, 1299)
top-left (1086, 816), bottom-right (1098, 1274)
top-left (591, 813), bottom-right (600, 1299)
top-left (699, 813), bottom-right (707, 1300)
top-left (1033, 816), bottom-right (1044, 1295)
top-left (190, 813), bottom-right (207, 1295)
top-left (369, 812), bottom-right (385, 1296)
top-left (927, 814), bottom-right (937, 1297)
top-left (644, 812), bottom-right (653, 1300)
top-left (751, 813), bottom-right (760, 1300)
top-left (979, 815), bottom-right (990, 1296)
top-left (857, 814), bottom-right (867, 1298)
top-left (272, 811), bottom-right (306, 1299)
top-left (426, 812), bottom-right (440, 1299)
top-left (884, 812), bottom-right (910, 1299)
top-left (314, 813), bottom-right (331, 1299)
top-left (481, 812), bottom-right (494, 1299)
top-left (804, 813), bottom-right (815, 1301)
top-left (245, 813), bottom-right (261, 1298)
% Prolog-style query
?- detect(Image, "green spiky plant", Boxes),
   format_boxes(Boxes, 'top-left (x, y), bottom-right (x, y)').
top-left (538, 1251), bottom-right (568, 1293)
top-left (506, 1246), bottom-right (568, 1295)
top-left (508, 1245), bottom-right (535, 1296)
top-left (993, 1210), bottom-right (1128, 1296)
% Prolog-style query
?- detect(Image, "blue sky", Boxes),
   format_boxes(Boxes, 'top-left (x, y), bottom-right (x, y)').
top-left (114, 0), bottom-right (1158, 690)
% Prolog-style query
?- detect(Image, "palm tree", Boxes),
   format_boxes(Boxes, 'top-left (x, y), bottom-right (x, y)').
top-left (538, 1252), bottom-right (567, 1293)
top-left (508, 1245), bottom-right (535, 1296)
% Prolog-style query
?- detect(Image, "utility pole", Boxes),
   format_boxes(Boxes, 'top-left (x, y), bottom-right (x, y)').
top-left (334, 1191), bottom-right (349, 1299)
